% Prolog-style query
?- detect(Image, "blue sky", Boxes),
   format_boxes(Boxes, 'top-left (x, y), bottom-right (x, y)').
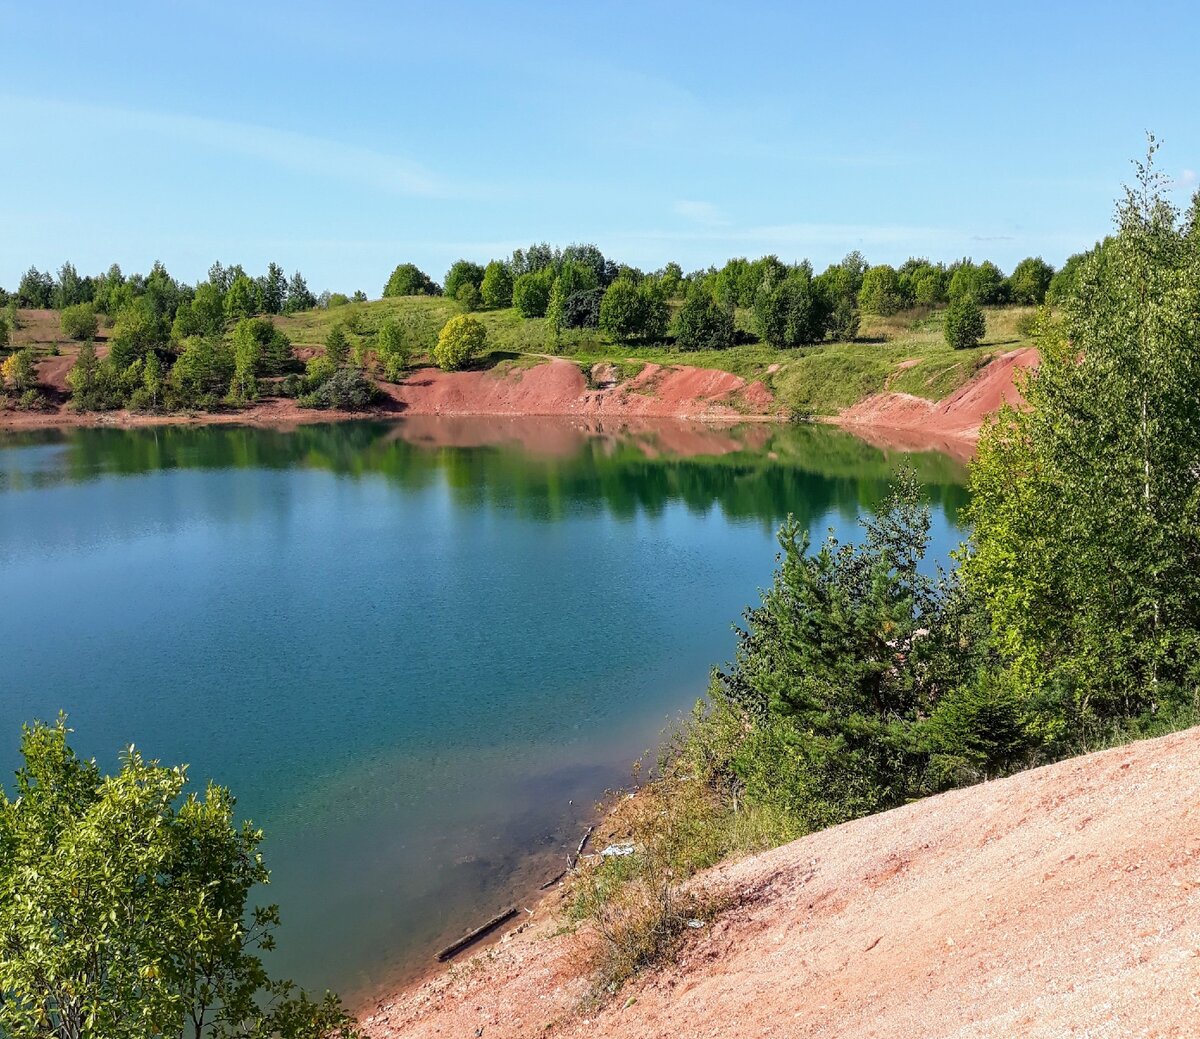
top-left (2, 0), bottom-right (1197, 295)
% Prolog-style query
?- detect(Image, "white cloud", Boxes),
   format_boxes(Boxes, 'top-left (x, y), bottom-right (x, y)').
top-left (1174, 169), bottom-right (1197, 189)
top-left (1, 95), bottom-right (466, 199)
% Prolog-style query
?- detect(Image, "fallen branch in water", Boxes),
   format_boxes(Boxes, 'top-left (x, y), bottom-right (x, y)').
top-left (435, 907), bottom-right (519, 962)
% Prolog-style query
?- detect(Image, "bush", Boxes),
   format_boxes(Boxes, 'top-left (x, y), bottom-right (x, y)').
top-left (327, 292), bottom-right (350, 308)
top-left (599, 280), bottom-right (668, 342)
top-left (384, 263), bottom-right (438, 297)
top-left (299, 367), bottom-right (378, 411)
top-left (1, 348), bottom-right (37, 392)
top-left (455, 282), bottom-right (480, 312)
top-left (512, 269), bottom-right (554, 318)
top-left (59, 302), bottom-right (98, 340)
top-left (434, 314), bottom-right (486, 371)
top-left (305, 354), bottom-right (337, 389)
top-left (944, 295), bottom-right (986, 349)
top-left (376, 319), bottom-right (411, 380)
top-left (16, 388), bottom-right (48, 411)
top-left (675, 290), bottom-right (735, 351)
top-left (561, 287), bottom-right (605, 330)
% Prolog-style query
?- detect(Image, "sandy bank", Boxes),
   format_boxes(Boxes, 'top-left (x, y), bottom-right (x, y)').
top-left (362, 725), bottom-right (1200, 1038)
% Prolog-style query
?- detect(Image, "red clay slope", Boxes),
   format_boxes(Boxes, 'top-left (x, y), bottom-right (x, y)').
top-left (384, 359), bottom-right (776, 420)
top-left (839, 347), bottom-right (1038, 441)
top-left (363, 725), bottom-right (1200, 1038)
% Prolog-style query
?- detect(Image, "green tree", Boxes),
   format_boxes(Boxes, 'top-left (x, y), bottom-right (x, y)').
top-left (0, 313), bottom-right (9, 351)
top-left (434, 314), bottom-right (486, 371)
top-left (443, 261), bottom-right (485, 301)
top-left (1, 349), bottom-right (36, 393)
top-left (324, 325), bottom-right (350, 366)
top-left (0, 717), bottom-right (357, 1039)
top-left (142, 349), bottom-right (163, 410)
top-left (171, 336), bottom-right (235, 408)
top-left (598, 279), bottom-right (641, 341)
top-left (262, 262), bottom-right (288, 314)
top-left (383, 263), bottom-right (437, 297)
top-left (109, 301), bottom-right (161, 370)
top-left (752, 265), bottom-right (828, 347)
top-left (857, 264), bottom-right (903, 316)
top-left (674, 288), bottom-right (735, 351)
top-left (60, 302), bottom-right (98, 340)
top-left (455, 283), bottom-right (480, 312)
top-left (966, 141), bottom-right (1200, 731)
top-left (949, 260), bottom-right (1007, 304)
top-left (480, 260), bottom-right (514, 309)
top-left (1006, 256), bottom-right (1055, 305)
top-left (943, 294), bottom-right (986, 349)
top-left (376, 319), bottom-right (410, 380)
top-left (224, 274), bottom-right (258, 321)
top-left (286, 271), bottom-right (317, 312)
top-left (512, 269), bottom-right (554, 318)
top-left (717, 471), bottom-right (979, 830)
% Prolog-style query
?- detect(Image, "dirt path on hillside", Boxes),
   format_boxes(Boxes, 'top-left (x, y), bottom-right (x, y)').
top-left (362, 726), bottom-right (1200, 1038)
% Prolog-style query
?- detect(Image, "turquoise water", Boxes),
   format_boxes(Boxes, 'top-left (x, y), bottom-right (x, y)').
top-left (0, 416), bottom-right (968, 1002)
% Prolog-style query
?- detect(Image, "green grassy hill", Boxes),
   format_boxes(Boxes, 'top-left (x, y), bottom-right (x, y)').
top-left (274, 297), bottom-right (1036, 416)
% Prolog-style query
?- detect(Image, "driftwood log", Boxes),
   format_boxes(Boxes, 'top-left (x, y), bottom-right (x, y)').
top-left (435, 906), bottom-right (519, 962)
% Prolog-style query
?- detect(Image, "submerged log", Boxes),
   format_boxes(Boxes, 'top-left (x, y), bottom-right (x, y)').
top-left (435, 906), bottom-right (519, 962)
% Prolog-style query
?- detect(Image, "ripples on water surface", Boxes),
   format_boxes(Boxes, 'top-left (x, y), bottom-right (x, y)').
top-left (0, 416), bottom-right (968, 1001)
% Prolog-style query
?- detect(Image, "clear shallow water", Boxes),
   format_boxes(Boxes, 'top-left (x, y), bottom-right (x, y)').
top-left (0, 416), bottom-right (968, 1002)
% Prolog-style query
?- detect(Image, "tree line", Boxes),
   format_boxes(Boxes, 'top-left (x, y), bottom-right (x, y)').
top-left (382, 245), bottom-right (1070, 351)
top-left (0, 241), bottom-right (1084, 416)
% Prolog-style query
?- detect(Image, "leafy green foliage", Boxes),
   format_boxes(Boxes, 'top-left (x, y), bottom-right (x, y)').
top-left (0, 717), bottom-right (358, 1038)
top-left (966, 140), bottom-right (1200, 733)
top-left (716, 470), bottom-right (994, 829)
top-left (512, 269), bottom-right (554, 318)
top-left (383, 263), bottom-right (438, 298)
top-left (443, 260), bottom-right (485, 301)
top-left (375, 319), bottom-right (411, 380)
top-left (299, 368), bottom-right (378, 411)
top-left (674, 288), bottom-right (735, 351)
top-left (434, 314), bottom-right (487, 370)
top-left (59, 302), bottom-right (98, 340)
top-left (1007, 256), bottom-right (1055, 305)
top-left (1, 349), bottom-right (37, 394)
top-left (599, 279), bottom-right (668, 342)
top-left (751, 265), bottom-right (827, 347)
top-left (943, 294), bottom-right (986, 349)
top-left (480, 260), bottom-right (513, 309)
top-left (857, 264), bottom-right (903, 316)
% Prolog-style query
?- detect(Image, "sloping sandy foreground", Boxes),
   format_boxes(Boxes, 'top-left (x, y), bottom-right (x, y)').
top-left (364, 727), bottom-right (1200, 1038)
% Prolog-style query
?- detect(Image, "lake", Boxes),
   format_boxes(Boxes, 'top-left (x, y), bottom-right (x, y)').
top-left (0, 415), bottom-right (968, 1003)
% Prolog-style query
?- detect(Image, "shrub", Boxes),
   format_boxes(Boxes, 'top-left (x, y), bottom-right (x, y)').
top-left (60, 302), bottom-right (98, 340)
top-left (434, 314), bottom-right (486, 371)
top-left (561, 287), bottom-right (605, 330)
top-left (16, 388), bottom-right (48, 411)
top-left (675, 290), bottom-right (735, 351)
top-left (384, 263), bottom-right (438, 297)
top-left (599, 280), bottom-right (669, 342)
top-left (299, 367), bottom-right (378, 411)
top-left (376, 319), bottom-right (411, 380)
top-left (944, 294), bottom-right (986, 349)
top-left (327, 292), bottom-right (350, 308)
top-left (1, 348), bottom-right (36, 392)
top-left (455, 282), bottom-right (480, 312)
top-left (305, 354), bottom-right (337, 389)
